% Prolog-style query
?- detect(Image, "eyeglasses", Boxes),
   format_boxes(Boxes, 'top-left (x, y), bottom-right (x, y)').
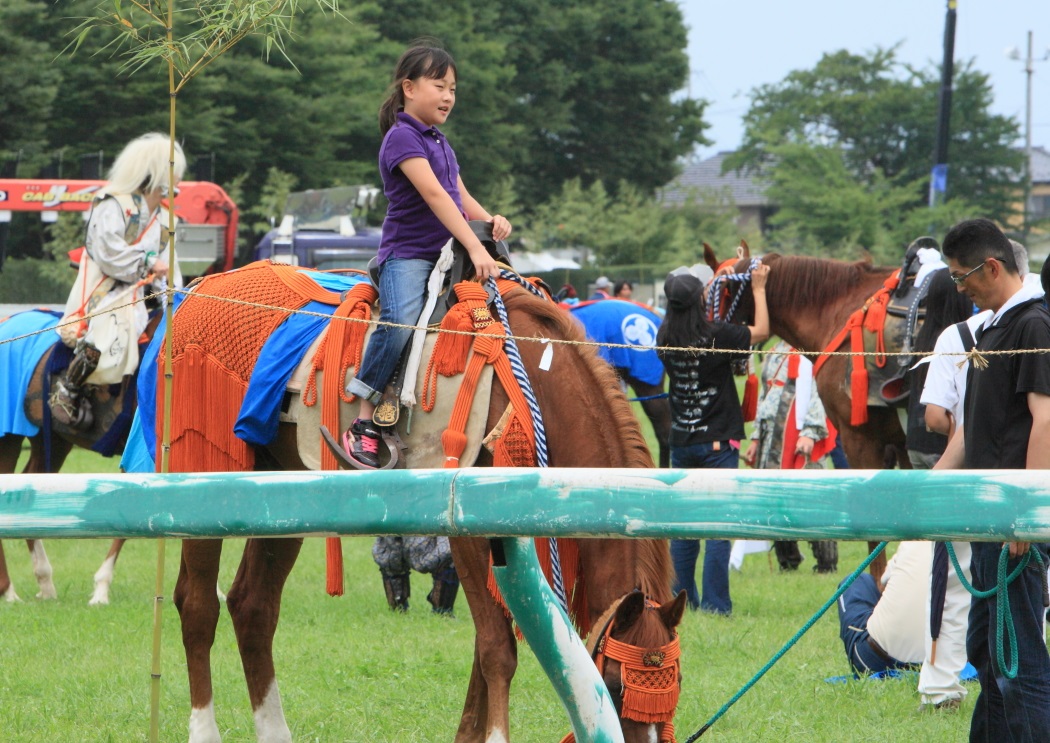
top-left (950, 261), bottom-right (987, 286)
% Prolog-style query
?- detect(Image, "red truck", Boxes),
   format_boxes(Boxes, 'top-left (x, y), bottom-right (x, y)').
top-left (0, 178), bottom-right (239, 278)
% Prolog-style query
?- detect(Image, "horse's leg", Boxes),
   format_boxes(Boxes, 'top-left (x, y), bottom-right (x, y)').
top-left (17, 433), bottom-right (73, 600)
top-left (174, 539), bottom-right (225, 743)
top-left (89, 538), bottom-right (127, 605)
top-left (0, 435), bottom-right (25, 601)
top-left (629, 377), bottom-right (671, 468)
top-left (226, 537), bottom-right (303, 743)
top-left (450, 536), bottom-right (517, 743)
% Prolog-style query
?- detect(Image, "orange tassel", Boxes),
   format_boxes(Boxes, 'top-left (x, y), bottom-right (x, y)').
top-left (432, 303), bottom-right (476, 377)
top-left (741, 372), bottom-right (758, 422)
top-left (851, 367), bottom-right (869, 426)
top-left (326, 537), bottom-right (344, 597)
top-left (441, 429), bottom-right (469, 468)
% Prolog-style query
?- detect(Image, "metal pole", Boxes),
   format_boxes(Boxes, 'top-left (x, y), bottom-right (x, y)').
top-left (1023, 30), bottom-right (1034, 245)
top-left (929, 0), bottom-right (957, 209)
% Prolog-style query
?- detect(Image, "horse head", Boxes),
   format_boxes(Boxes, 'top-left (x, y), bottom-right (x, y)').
top-left (573, 589), bottom-right (687, 743)
top-left (702, 240), bottom-right (767, 326)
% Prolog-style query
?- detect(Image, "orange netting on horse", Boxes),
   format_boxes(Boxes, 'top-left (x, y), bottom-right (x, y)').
top-left (155, 260), bottom-right (373, 474)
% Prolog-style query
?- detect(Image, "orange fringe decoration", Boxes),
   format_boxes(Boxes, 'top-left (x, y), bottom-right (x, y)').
top-left (156, 261), bottom-right (376, 597)
top-left (740, 372), bottom-right (758, 422)
top-left (812, 269), bottom-right (900, 426)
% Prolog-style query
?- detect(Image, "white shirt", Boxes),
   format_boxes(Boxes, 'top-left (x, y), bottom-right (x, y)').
top-left (920, 311), bottom-right (992, 426)
top-left (866, 541), bottom-right (932, 665)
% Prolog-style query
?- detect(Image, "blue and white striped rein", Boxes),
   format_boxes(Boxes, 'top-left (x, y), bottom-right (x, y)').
top-left (707, 258), bottom-right (761, 321)
top-left (486, 271), bottom-right (567, 612)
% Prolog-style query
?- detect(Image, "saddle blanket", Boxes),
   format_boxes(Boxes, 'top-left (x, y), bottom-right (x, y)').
top-left (569, 299), bottom-right (664, 386)
top-left (123, 268), bottom-right (492, 472)
top-left (0, 309), bottom-right (63, 438)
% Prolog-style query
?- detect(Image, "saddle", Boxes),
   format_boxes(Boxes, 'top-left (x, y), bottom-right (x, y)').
top-left (876, 236), bottom-right (940, 403)
top-left (815, 237), bottom-right (942, 424)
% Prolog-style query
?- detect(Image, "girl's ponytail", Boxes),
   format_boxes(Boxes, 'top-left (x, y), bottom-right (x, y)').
top-left (379, 86), bottom-right (404, 135)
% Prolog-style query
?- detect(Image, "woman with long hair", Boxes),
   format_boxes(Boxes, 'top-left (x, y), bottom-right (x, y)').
top-left (656, 264), bottom-right (770, 614)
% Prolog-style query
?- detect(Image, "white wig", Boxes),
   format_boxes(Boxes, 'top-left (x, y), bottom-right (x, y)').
top-left (102, 132), bottom-right (187, 196)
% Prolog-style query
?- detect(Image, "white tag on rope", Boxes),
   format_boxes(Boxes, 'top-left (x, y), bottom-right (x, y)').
top-left (538, 338), bottom-right (553, 371)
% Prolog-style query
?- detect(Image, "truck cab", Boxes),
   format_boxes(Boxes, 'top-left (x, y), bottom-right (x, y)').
top-left (253, 185), bottom-right (381, 271)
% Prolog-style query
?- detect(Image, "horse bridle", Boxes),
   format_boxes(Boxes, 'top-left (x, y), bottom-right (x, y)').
top-left (705, 257), bottom-right (762, 324)
top-left (561, 595), bottom-right (681, 743)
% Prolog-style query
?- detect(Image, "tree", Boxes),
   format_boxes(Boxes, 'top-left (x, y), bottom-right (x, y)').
top-left (497, 0), bottom-right (707, 205)
top-left (725, 48), bottom-right (1022, 254)
top-left (0, 0), bottom-right (62, 172)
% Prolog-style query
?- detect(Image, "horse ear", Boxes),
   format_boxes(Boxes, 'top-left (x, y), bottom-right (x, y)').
top-left (738, 240), bottom-right (750, 260)
top-left (614, 590), bottom-right (646, 628)
top-left (661, 590), bottom-right (688, 630)
top-left (703, 242), bottom-right (719, 271)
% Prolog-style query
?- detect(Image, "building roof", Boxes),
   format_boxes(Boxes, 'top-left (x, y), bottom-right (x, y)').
top-left (659, 151), bottom-right (770, 208)
top-left (1031, 146), bottom-right (1050, 184)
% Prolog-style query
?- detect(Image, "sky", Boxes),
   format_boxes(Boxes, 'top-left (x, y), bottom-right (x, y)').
top-left (680, 0), bottom-right (1050, 159)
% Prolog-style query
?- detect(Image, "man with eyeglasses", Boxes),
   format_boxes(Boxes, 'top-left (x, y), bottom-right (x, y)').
top-left (935, 218), bottom-right (1050, 742)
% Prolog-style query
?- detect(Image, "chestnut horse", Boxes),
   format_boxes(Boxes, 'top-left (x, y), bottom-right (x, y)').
top-left (157, 277), bottom-right (685, 742)
top-left (705, 245), bottom-right (908, 577)
top-left (0, 308), bottom-right (158, 604)
top-left (706, 248), bottom-right (908, 468)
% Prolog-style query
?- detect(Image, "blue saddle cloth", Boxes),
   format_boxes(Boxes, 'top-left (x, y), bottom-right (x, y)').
top-left (570, 299), bottom-right (664, 386)
top-left (127, 270), bottom-right (370, 468)
top-left (0, 310), bottom-right (63, 438)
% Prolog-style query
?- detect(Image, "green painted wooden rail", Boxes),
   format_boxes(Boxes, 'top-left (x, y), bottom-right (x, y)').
top-left (2, 467), bottom-right (1048, 541)
top-left (4, 466), bottom-right (1046, 743)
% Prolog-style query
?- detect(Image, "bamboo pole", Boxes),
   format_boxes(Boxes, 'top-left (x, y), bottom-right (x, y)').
top-left (149, 3), bottom-right (178, 739)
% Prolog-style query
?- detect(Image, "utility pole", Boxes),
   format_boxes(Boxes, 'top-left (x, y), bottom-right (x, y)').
top-left (929, 0), bottom-right (957, 209)
top-left (1012, 31), bottom-right (1037, 244)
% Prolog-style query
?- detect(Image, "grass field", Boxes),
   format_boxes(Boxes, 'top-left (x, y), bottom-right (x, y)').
top-left (2, 447), bottom-right (973, 741)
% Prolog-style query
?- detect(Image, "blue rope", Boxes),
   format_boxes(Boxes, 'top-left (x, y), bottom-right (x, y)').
top-left (627, 392), bottom-right (669, 402)
top-left (686, 541), bottom-right (889, 741)
top-left (488, 272), bottom-right (567, 613)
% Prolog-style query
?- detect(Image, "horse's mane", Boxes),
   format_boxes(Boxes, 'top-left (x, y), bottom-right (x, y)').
top-left (503, 288), bottom-right (672, 604)
top-left (503, 288), bottom-right (653, 470)
top-left (762, 253), bottom-right (895, 314)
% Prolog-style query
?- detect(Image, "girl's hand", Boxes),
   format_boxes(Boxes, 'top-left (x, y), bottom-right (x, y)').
top-left (469, 246), bottom-right (499, 282)
top-left (490, 215), bottom-right (512, 242)
top-left (751, 263), bottom-right (770, 290)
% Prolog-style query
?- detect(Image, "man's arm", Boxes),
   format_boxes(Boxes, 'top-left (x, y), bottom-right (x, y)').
top-left (933, 424), bottom-right (965, 470)
top-left (1026, 391), bottom-right (1050, 469)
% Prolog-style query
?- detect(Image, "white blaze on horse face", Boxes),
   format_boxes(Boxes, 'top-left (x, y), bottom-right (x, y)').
top-left (484, 729), bottom-right (509, 743)
top-left (648, 723), bottom-right (659, 743)
top-left (30, 540), bottom-right (56, 599)
top-left (253, 680), bottom-right (292, 743)
top-left (188, 701), bottom-right (222, 743)
top-left (89, 553), bottom-right (118, 605)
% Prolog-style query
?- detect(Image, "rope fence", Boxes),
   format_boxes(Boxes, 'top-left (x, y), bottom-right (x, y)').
top-left (2, 279), bottom-right (1047, 368)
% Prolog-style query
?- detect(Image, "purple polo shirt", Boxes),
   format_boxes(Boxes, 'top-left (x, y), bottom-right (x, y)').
top-left (377, 111), bottom-right (464, 265)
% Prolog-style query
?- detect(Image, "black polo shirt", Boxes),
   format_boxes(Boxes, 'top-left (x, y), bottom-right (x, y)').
top-left (658, 322), bottom-right (751, 447)
top-left (963, 298), bottom-right (1050, 469)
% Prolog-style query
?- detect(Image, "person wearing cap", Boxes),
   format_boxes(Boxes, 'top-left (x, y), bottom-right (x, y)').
top-left (589, 276), bottom-right (613, 300)
top-left (656, 263), bottom-right (770, 614)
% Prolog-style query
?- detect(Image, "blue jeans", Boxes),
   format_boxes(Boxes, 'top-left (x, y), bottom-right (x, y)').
top-left (670, 441), bottom-right (738, 614)
top-left (966, 542), bottom-right (1050, 743)
top-left (837, 573), bottom-right (913, 677)
top-left (347, 257), bottom-right (435, 405)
